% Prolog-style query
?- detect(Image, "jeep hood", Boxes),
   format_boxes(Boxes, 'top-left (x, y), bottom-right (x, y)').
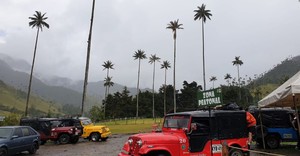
top-left (131, 132), bottom-right (182, 144)
top-left (84, 124), bottom-right (106, 128)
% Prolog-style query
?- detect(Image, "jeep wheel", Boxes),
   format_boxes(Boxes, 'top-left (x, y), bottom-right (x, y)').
top-left (265, 134), bottom-right (280, 149)
top-left (28, 142), bottom-right (38, 154)
top-left (144, 151), bottom-right (170, 156)
top-left (40, 140), bottom-right (47, 145)
top-left (70, 136), bottom-right (79, 144)
top-left (90, 133), bottom-right (100, 142)
top-left (229, 148), bottom-right (243, 156)
top-left (59, 134), bottom-right (70, 144)
top-left (101, 137), bottom-right (108, 141)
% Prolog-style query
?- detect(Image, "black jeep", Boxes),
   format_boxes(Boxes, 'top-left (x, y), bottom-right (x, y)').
top-left (20, 118), bottom-right (83, 145)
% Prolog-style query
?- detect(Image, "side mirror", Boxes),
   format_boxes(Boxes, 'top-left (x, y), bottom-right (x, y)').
top-left (11, 135), bottom-right (19, 140)
top-left (182, 128), bottom-right (188, 133)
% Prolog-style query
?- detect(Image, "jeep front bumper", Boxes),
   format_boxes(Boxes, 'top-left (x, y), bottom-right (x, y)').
top-left (101, 131), bottom-right (111, 138)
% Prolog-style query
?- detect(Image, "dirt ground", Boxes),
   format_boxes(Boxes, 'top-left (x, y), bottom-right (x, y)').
top-left (17, 134), bottom-right (300, 156)
top-left (20, 134), bottom-right (129, 156)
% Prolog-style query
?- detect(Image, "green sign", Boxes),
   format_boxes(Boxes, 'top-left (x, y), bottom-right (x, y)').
top-left (198, 88), bottom-right (223, 106)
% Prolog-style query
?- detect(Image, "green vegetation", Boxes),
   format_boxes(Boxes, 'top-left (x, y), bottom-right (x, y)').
top-left (97, 118), bottom-right (163, 134)
top-left (0, 80), bottom-right (63, 117)
top-left (0, 113), bottom-right (21, 126)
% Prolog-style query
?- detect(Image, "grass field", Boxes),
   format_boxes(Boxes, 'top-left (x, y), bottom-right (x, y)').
top-left (95, 118), bottom-right (164, 134)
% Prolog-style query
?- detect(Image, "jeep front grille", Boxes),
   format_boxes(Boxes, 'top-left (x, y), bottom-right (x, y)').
top-left (128, 137), bottom-right (141, 154)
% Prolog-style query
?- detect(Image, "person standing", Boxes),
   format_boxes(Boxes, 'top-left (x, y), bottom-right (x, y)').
top-left (246, 111), bottom-right (257, 145)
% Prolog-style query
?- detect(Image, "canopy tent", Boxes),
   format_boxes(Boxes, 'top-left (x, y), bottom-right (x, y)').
top-left (258, 70), bottom-right (300, 149)
top-left (258, 70), bottom-right (300, 108)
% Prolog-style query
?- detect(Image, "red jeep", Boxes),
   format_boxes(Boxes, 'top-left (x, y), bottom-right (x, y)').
top-left (20, 118), bottom-right (82, 145)
top-left (119, 110), bottom-right (249, 156)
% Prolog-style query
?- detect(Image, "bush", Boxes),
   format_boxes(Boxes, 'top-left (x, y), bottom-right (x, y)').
top-left (0, 113), bottom-right (20, 126)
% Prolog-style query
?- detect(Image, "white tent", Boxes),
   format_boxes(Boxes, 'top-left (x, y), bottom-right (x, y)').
top-left (258, 71), bottom-right (300, 149)
top-left (258, 70), bottom-right (300, 108)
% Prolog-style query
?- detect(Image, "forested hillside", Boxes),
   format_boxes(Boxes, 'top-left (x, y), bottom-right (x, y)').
top-left (0, 80), bottom-right (63, 117)
top-left (255, 56), bottom-right (300, 85)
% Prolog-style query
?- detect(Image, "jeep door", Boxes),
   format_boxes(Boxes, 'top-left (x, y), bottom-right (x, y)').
top-left (189, 117), bottom-right (210, 153)
top-left (40, 121), bottom-right (51, 136)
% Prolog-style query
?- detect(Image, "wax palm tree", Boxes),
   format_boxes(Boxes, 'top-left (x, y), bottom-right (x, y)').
top-left (161, 60), bottom-right (171, 116)
top-left (81, 0), bottom-right (96, 116)
top-left (166, 19), bottom-right (183, 113)
top-left (224, 73), bottom-right (232, 86)
top-left (232, 56), bottom-right (243, 101)
top-left (26, 11), bottom-right (49, 116)
top-left (232, 56), bottom-right (243, 86)
top-left (133, 49), bottom-right (147, 118)
top-left (102, 60), bottom-right (114, 98)
top-left (102, 60), bottom-right (114, 119)
top-left (149, 54), bottom-right (161, 119)
top-left (194, 4), bottom-right (212, 91)
top-left (104, 76), bottom-right (114, 94)
top-left (209, 76), bottom-right (217, 89)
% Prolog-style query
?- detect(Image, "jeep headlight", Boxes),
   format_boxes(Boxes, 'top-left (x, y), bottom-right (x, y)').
top-left (128, 139), bottom-right (133, 145)
top-left (101, 127), bottom-right (107, 132)
top-left (137, 139), bottom-right (143, 147)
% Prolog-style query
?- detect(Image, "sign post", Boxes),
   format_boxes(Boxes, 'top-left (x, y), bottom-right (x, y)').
top-left (198, 88), bottom-right (223, 106)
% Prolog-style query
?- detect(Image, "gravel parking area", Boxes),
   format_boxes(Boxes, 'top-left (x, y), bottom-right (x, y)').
top-left (18, 134), bottom-right (129, 156)
top-left (17, 134), bottom-right (299, 156)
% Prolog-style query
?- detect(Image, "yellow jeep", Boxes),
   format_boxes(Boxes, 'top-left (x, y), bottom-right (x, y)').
top-left (78, 117), bottom-right (111, 142)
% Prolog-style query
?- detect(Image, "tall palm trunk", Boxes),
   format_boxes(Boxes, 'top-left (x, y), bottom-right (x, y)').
top-left (25, 27), bottom-right (40, 117)
top-left (152, 62), bottom-right (156, 119)
top-left (164, 68), bottom-right (167, 116)
top-left (173, 38), bottom-right (177, 113)
top-left (237, 65), bottom-right (241, 100)
top-left (81, 0), bottom-right (95, 116)
top-left (136, 59), bottom-right (141, 118)
top-left (104, 69), bottom-right (109, 119)
top-left (202, 19), bottom-right (206, 91)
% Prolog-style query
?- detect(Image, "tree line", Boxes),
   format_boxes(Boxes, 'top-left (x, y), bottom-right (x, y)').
top-left (87, 79), bottom-right (255, 121)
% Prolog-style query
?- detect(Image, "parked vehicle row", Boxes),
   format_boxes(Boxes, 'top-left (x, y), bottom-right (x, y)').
top-left (2, 108), bottom-right (298, 156)
top-left (119, 109), bottom-right (250, 156)
top-left (19, 117), bottom-right (111, 145)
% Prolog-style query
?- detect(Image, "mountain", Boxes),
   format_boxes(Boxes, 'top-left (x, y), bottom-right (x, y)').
top-left (0, 53), bottom-right (31, 72)
top-left (254, 55), bottom-right (300, 85)
top-left (0, 59), bottom-right (84, 108)
top-left (0, 80), bottom-right (63, 116)
top-left (0, 54), bottom-right (148, 113)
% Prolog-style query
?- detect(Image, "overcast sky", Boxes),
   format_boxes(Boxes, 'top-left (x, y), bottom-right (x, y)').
top-left (0, 0), bottom-right (300, 91)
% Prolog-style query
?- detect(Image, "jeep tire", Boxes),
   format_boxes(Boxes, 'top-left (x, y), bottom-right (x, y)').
top-left (90, 133), bottom-right (100, 142)
top-left (229, 148), bottom-right (243, 156)
top-left (101, 137), bottom-right (108, 141)
top-left (70, 136), bottom-right (79, 144)
top-left (265, 134), bottom-right (280, 149)
top-left (59, 134), bottom-right (70, 144)
top-left (40, 140), bottom-right (47, 145)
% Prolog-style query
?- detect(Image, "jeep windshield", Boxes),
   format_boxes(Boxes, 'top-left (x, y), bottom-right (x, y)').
top-left (81, 119), bottom-right (93, 126)
top-left (163, 115), bottom-right (190, 129)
